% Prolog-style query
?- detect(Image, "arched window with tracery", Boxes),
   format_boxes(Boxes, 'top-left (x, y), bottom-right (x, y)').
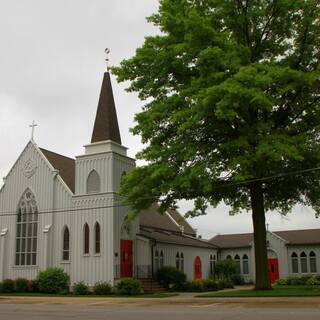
top-left (62, 226), bottom-right (70, 261)
top-left (94, 222), bottom-right (101, 254)
top-left (87, 170), bottom-right (101, 194)
top-left (16, 189), bottom-right (38, 266)
top-left (176, 252), bottom-right (180, 269)
top-left (226, 254), bottom-right (232, 260)
top-left (242, 254), bottom-right (249, 275)
top-left (84, 223), bottom-right (90, 254)
top-left (291, 252), bottom-right (299, 273)
top-left (309, 251), bottom-right (317, 273)
top-left (300, 252), bottom-right (308, 273)
top-left (234, 254), bottom-right (241, 274)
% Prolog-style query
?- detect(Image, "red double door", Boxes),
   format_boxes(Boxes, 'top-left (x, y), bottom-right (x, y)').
top-left (120, 240), bottom-right (133, 278)
top-left (268, 258), bottom-right (279, 284)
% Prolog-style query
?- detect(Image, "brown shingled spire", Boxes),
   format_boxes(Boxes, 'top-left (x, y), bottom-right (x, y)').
top-left (91, 72), bottom-right (122, 144)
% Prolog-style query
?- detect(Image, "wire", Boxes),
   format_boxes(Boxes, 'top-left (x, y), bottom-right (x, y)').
top-left (0, 165), bottom-right (319, 217)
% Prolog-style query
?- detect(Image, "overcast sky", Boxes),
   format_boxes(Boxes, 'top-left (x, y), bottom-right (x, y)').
top-left (1, 0), bottom-right (319, 238)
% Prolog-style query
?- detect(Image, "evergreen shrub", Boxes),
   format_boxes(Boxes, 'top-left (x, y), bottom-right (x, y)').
top-left (36, 268), bottom-right (69, 294)
top-left (73, 281), bottom-right (90, 295)
top-left (116, 278), bottom-right (142, 295)
top-left (157, 266), bottom-right (187, 289)
top-left (2, 279), bottom-right (15, 293)
top-left (15, 278), bottom-right (29, 292)
top-left (93, 281), bottom-right (113, 295)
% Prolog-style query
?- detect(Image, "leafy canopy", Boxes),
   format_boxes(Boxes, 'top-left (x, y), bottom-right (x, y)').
top-left (112, 0), bottom-right (320, 216)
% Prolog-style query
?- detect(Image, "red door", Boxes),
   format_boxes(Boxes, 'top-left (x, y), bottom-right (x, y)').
top-left (120, 240), bottom-right (133, 278)
top-left (194, 256), bottom-right (202, 280)
top-left (268, 259), bottom-right (279, 284)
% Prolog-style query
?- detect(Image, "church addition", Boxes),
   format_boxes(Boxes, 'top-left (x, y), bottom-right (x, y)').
top-left (0, 70), bottom-right (320, 286)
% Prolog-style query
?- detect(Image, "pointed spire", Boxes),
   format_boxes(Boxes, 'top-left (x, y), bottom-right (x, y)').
top-left (91, 72), bottom-right (122, 144)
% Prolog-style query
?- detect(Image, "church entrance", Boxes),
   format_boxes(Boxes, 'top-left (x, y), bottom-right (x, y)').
top-left (194, 256), bottom-right (202, 280)
top-left (120, 240), bottom-right (133, 278)
top-left (268, 259), bottom-right (279, 284)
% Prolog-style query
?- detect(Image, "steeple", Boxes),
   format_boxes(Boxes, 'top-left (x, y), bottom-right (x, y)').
top-left (91, 72), bottom-right (122, 144)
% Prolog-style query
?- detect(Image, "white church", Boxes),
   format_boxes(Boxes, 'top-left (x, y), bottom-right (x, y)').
top-left (0, 71), bottom-right (319, 287)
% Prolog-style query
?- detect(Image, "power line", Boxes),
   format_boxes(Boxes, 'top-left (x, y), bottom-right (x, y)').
top-left (0, 165), bottom-right (319, 217)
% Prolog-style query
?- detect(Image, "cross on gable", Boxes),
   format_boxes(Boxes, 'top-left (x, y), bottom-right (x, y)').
top-left (29, 120), bottom-right (38, 141)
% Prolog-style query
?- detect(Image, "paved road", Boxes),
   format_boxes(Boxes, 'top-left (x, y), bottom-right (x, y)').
top-left (0, 301), bottom-right (319, 320)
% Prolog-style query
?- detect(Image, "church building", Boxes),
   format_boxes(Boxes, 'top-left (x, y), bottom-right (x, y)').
top-left (0, 70), bottom-right (319, 287)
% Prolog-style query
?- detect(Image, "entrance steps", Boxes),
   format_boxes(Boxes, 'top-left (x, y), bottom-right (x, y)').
top-left (138, 278), bottom-right (166, 293)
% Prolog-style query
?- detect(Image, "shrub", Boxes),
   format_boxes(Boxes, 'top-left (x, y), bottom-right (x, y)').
top-left (36, 268), bottom-right (70, 294)
top-left (202, 279), bottom-right (219, 291)
top-left (116, 278), bottom-right (142, 295)
top-left (2, 279), bottom-right (15, 293)
top-left (306, 276), bottom-right (320, 286)
top-left (231, 274), bottom-right (245, 285)
top-left (93, 281), bottom-right (113, 295)
top-left (288, 277), bottom-right (304, 285)
top-left (185, 280), bottom-right (204, 292)
top-left (157, 266), bottom-right (187, 289)
top-left (215, 259), bottom-right (238, 281)
top-left (15, 278), bottom-right (29, 292)
top-left (216, 279), bottom-right (225, 290)
top-left (73, 281), bottom-right (90, 295)
top-left (27, 280), bottom-right (38, 292)
top-left (276, 278), bottom-right (289, 286)
top-left (223, 279), bottom-right (234, 289)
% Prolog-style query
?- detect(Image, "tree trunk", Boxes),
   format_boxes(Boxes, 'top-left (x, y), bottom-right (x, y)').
top-left (250, 181), bottom-right (272, 290)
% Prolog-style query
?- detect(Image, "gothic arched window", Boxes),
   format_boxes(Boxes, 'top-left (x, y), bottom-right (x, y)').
top-left (160, 250), bottom-right (164, 268)
top-left (300, 252), bottom-right (308, 273)
top-left (94, 222), bottom-right (101, 254)
top-left (176, 252), bottom-right (180, 269)
top-left (154, 250), bottom-right (159, 274)
top-left (291, 252), bottom-right (299, 273)
top-left (180, 252), bottom-right (184, 272)
top-left (87, 170), bottom-right (101, 194)
top-left (309, 251), bottom-right (317, 273)
top-left (234, 254), bottom-right (241, 273)
top-left (242, 254), bottom-right (249, 275)
top-left (62, 226), bottom-right (70, 261)
top-left (16, 189), bottom-right (38, 266)
top-left (84, 223), bottom-right (90, 254)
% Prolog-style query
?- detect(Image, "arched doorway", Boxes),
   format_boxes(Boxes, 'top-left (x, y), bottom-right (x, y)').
top-left (267, 250), bottom-right (279, 284)
top-left (194, 256), bottom-right (202, 280)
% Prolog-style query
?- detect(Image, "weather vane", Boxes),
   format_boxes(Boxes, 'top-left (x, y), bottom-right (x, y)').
top-left (105, 48), bottom-right (110, 71)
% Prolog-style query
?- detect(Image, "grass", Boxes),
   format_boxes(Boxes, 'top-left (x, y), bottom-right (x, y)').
top-left (196, 285), bottom-right (320, 298)
top-left (0, 292), bottom-right (178, 299)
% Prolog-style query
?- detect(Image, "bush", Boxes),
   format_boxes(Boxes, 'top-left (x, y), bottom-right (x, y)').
top-left (36, 268), bottom-right (70, 294)
top-left (276, 278), bottom-right (289, 286)
top-left (223, 279), bottom-right (234, 289)
top-left (215, 259), bottom-right (238, 281)
top-left (15, 278), bottom-right (29, 292)
top-left (184, 280), bottom-right (204, 292)
top-left (93, 281), bottom-right (113, 295)
top-left (306, 276), bottom-right (320, 286)
top-left (157, 266), bottom-right (187, 289)
top-left (202, 279), bottom-right (219, 291)
top-left (288, 277), bottom-right (304, 285)
top-left (116, 278), bottom-right (142, 295)
top-left (2, 279), bottom-right (15, 293)
top-left (73, 281), bottom-right (90, 295)
top-left (231, 274), bottom-right (245, 285)
top-left (27, 280), bottom-right (39, 293)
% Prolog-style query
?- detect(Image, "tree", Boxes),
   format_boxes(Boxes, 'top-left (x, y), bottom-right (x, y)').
top-left (112, 0), bottom-right (320, 290)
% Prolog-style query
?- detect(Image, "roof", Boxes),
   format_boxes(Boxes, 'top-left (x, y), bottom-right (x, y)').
top-left (139, 227), bottom-right (217, 249)
top-left (139, 203), bottom-right (195, 236)
top-left (40, 148), bottom-right (75, 193)
top-left (91, 72), bottom-right (122, 144)
top-left (210, 233), bottom-right (253, 249)
top-left (210, 229), bottom-right (320, 248)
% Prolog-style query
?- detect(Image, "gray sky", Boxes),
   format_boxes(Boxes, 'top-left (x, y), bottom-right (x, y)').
top-left (1, 0), bottom-right (319, 238)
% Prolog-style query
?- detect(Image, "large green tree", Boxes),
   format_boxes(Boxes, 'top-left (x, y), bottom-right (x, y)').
top-left (113, 0), bottom-right (320, 290)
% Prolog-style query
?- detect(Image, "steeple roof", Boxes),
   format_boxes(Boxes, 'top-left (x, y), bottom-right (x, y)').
top-left (91, 72), bottom-right (122, 144)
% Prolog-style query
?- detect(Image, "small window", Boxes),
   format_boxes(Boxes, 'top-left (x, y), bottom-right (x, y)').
top-left (94, 222), bottom-right (101, 254)
top-left (242, 254), bottom-right (249, 275)
top-left (62, 226), bottom-right (70, 261)
top-left (176, 252), bottom-right (180, 269)
top-left (291, 252), bottom-right (299, 273)
top-left (160, 250), bottom-right (164, 268)
top-left (300, 252), bottom-right (308, 273)
top-left (180, 252), bottom-right (184, 272)
top-left (87, 170), bottom-right (101, 194)
top-left (84, 223), bottom-right (90, 254)
top-left (309, 251), bottom-right (317, 273)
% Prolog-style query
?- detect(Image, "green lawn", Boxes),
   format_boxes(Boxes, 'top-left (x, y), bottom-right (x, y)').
top-left (196, 285), bottom-right (320, 298)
